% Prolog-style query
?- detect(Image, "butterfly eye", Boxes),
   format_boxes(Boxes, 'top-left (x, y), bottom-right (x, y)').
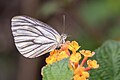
top-left (61, 34), bottom-right (67, 39)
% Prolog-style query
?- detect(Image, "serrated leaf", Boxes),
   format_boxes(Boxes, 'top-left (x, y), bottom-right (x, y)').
top-left (90, 40), bottom-right (120, 80)
top-left (42, 58), bottom-right (73, 80)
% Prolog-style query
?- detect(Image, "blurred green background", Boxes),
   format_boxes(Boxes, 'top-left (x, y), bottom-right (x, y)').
top-left (0, 0), bottom-right (120, 80)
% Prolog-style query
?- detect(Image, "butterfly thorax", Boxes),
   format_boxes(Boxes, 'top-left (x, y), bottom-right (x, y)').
top-left (57, 34), bottom-right (67, 47)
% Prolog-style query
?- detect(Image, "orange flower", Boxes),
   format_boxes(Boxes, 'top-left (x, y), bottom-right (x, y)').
top-left (68, 41), bottom-right (80, 52)
top-left (70, 52), bottom-right (81, 63)
top-left (46, 50), bottom-right (58, 64)
top-left (74, 66), bottom-right (89, 80)
top-left (87, 60), bottom-right (99, 69)
top-left (49, 50), bottom-right (58, 55)
top-left (80, 50), bottom-right (94, 57)
top-left (57, 51), bottom-right (69, 61)
top-left (46, 48), bottom-right (70, 64)
top-left (74, 67), bottom-right (85, 75)
top-left (46, 56), bottom-right (56, 64)
top-left (74, 74), bottom-right (87, 80)
top-left (45, 40), bottom-right (99, 80)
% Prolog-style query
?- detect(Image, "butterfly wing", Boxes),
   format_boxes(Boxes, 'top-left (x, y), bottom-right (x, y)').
top-left (11, 16), bottom-right (61, 58)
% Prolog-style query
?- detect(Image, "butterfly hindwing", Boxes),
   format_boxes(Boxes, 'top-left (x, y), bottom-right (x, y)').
top-left (11, 16), bottom-right (61, 58)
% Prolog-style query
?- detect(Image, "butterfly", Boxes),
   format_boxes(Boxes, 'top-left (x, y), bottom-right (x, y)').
top-left (11, 16), bottom-right (67, 58)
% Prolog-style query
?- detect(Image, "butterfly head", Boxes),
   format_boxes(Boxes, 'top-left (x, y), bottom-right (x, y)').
top-left (60, 34), bottom-right (67, 44)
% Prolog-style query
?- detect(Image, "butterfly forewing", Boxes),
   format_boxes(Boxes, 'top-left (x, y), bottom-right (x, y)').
top-left (11, 16), bottom-right (61, 58)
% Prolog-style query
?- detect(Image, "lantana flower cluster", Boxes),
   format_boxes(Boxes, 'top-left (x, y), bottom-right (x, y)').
top-left (46, 41), bottom-right (99, 80)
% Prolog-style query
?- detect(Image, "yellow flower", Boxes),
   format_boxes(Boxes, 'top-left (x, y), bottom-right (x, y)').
top-left (68, 41), bottom-right (80, 52)
top-left (80, 50), bottom-right (94, 57)
top-left (70, 52), bottom-right (81, 63)
top-left (74, 67), bottom-right (85, 75)
top-left (87, 60), bottom-right (99, 69)
top-left (46, 49), bottom-right (70, 64)
top-left (46, 56), bottom-right (56, 64)
top-left (49, 50), bottom-right (58, 56)
top-left (57, 51), bottom-right (69, 61)
top-left (46, 50), bottom-right (58, 64)
top-left (82, 71), bottom-right (89, 78)
top-left (74, 66), bottom-right (89, 80)
top-left (44, 40), bottom-right (99, 80)
top-left (74, 74), bottom-right (87, 80)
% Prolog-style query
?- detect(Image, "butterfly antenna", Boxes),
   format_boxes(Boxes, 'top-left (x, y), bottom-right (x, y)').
top-left (62, 15), bottom-right (66, 34)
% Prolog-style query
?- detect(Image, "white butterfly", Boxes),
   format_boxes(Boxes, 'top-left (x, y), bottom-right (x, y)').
top-left (11, 16), bottom-right (67, 58)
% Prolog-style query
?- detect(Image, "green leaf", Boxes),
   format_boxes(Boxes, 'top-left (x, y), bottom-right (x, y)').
top-left (42, 58), bottom-right (73, 80)
top-left (90, 40), bottom-right (120, 80)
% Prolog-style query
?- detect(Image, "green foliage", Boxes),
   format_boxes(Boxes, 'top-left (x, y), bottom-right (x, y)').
top-left (42, 58), bottom-right (73, 80)
top-left (37, 0), bottom-right (73, 17)
top-left (107, 23), bottom-right (120, 40)
top-left (80, 2), bottom-right (110, 26)
top-left (77, 32), bottom-right (99, 50)
top-left (79, 0), bottom-right (120, 26)
top-left (90, 40), bottom-right (120, 80)
top-left (40, 1), bottom-right (60, 17)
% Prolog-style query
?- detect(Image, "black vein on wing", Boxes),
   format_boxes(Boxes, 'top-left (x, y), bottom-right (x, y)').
top-left (22, 45), bottom-right (42, 55)
top-left (14, 17), bottom-right (59, 37)
top-left (18, 42), bottom-right (34, 49)
top-left (12, 25), bottom-right (42, 36)
top-left (15, 40), bottom-right (34, 43)
top-left (13, 18), bottom-right (53, 32)
top-left (21, 41), bottom-right (55, 49)
top-left (22, 42), bottom-right (55, 56)
top-left (13, 25), bottom-right (57, 41)
top-left (14, 34), bottom-right (38, 37)
top-left (17, 17), bottom-right (56, 33)
top-left (42, 27), bottom-right (58, 40)
top-left (13, 24), bottom-right (57, 41)
top-left (29, 43), bottom-right (56, 58)
top-left (13, 23), bottom-right (57, 40)
top-left (14, 34), bottom-right (56, 45)
top-left (13, 29), bottom-right (39, 37)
